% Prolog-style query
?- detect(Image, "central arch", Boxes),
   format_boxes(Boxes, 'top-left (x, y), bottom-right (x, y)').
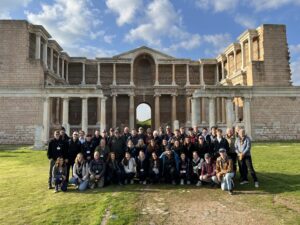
top-left (133, 53), bottom-right (156, 87)
top-left (136, 103), bottom-right (152, 130)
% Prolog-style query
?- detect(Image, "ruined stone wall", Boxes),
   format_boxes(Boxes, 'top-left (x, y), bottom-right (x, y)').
top-left (251, 96), bottom-right (300, 140)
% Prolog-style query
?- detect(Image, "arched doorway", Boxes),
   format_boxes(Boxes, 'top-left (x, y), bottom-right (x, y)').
top-left (136, 103), bottom-right (152, 130)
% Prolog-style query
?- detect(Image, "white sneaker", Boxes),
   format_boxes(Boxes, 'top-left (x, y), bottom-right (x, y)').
top-left (180, 179), bottom-right (184, 185)
top-left (143, 181), bottom-right (147, 185)
top-left (255, 182), bottom-right (259, 188)
top-left (240, 180), bottom-right (249, 185)
top-left (187, 180), bottom-right (191, 185)
top-left (130, 180), bottom-right (134, 185)
top-left (196, 181), bottom-right (202, 187)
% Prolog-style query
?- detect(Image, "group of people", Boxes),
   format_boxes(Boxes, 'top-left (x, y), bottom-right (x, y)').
top-left (47, 125), bottom-right (259, 195)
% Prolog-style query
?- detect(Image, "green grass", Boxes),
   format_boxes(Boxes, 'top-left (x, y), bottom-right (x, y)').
top-left (0, 143), bottom-right (300, 224)
top-left (136, 119), bottom-right (151, 130)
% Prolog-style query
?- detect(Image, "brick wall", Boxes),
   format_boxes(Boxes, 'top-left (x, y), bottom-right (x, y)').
top-left (251, 97), bottom-right (300, 140)
top-left (0, 97), bottom-right (43, 144)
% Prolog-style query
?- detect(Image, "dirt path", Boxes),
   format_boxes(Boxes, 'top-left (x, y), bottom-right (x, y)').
top-left (136, 186), bottom-right (276, 225)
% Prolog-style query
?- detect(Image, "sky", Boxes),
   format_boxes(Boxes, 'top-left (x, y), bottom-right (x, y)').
top-left (0, 0), bottom-right (300, 88)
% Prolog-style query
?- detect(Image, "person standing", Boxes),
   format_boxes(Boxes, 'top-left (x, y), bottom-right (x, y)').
top-left (47, 130), bottom-right (67, 189)
top-left (235, 129), bottom-right (259, 188)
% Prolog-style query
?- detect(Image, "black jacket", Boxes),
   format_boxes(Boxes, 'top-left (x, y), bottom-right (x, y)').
top-left (47, 138), bottom-right (67, 160)
top-left (67, 138), bottom-right (82, 162)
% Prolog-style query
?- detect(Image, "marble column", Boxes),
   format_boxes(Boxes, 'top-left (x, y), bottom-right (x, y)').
top-left (234, 51), bottom-right (237, 72)
top-left (215, 63), bottom-right (219, 84)
top-left (97, 62), bottom-right (101, 85)
top-left (235, 98), bottom-right (239, 122)
top-left (43, 42), bottom-right (48, 69)
top-left (200, 63), bottom-right (204, 85)
top-left (130, 63), bottom-right (134, 85)
top-left (209, 97), bottom-right (216, 129)
top-left (50, 48), bottom-right (54, 71)
top-left (81, 62), bottom-right (86, 85)
top-left (243, 97), bottom-right (252, 138)
top-left (221, 61), bottom-right (225, 80)
top-left (216, 97), bottom-right (221, 123)
top-left (81, 97), bottom-right (88, 133)
top-left (112, 63), bottom-right (116, 85)
top-left (172, 63), bottom-right (176, 85)
top-left (112, 94), bottom-right (117, 128)
top-left (171, 94), bottom-right (177, 124)
top-left (154, 94), bottom-right (160, 129)
top-left (61, 59), bottom-right (65, 79)
top-left (35, 33), bottom-right (41, 60)
top-left (56, 55), bottom-right (60, 77)
top-left (241, 42), bottom-right (244, 69)
top-left (186, 64), bottom-right (190, 86)
top-left (191, 97), bottom-right (200, 127)
top-left (225, 98), bottom-right (234, 129)
top-left (55, 98), bottom-right (60, 124)
top-left (221, 98), bottom-right (226, 123)
top-left (62, 97), bottom-right (70, 135)
top-left (66, 62), bottom-right (69, 83)
top-left (248, 36), bottom-right (253, 62)
top-left (186, 96), bottom-right (191, 123)
top-left (100, 97), bottom-right (107, 132)
top-left (97, 98), bottom-right (101, 126)
top-left (129, 94), bottom-right (135, 129)
top-left (43, 97), bottom-right (50, 143)
top-left (201, 98), bottom-right (206, 123)
top-left (155, 63), bottom-right (159, 85)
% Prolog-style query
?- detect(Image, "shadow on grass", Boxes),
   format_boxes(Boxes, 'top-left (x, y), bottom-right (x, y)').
top-left (233, 172), bottom-right (300, 195)
top-left (60, 172), bottom-right (300, 195)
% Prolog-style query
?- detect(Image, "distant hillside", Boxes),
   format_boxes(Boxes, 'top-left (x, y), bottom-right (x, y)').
top-left (136, 119), bottom-right (151, 129)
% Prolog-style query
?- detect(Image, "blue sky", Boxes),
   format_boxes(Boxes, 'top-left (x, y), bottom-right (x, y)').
top-left (0, 0), bottom-right (300, 85)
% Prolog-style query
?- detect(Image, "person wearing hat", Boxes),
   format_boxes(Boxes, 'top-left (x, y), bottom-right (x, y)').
top-left (215, 148), bottom-right (234, 195)
top-left (200, 153), bottom-right (217, 186)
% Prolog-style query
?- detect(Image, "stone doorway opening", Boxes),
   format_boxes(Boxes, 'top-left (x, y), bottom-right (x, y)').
top-left (136, 103), bottom-right (152, 130)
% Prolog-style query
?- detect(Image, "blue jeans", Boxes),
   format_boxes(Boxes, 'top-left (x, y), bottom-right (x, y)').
top-left (219, 172), bottom-right (235, 191)
top-left (70, 177), bottom-right (89, 191)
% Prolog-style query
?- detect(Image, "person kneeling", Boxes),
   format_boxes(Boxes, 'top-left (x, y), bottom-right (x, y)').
top-left (200, 153), bottom-right (217, 187)
top-left (70, 153), bottom-right (89, 191)
top-left (122, 152), bottom-right (136, 184)
top-left (52, 157), bottom-right (68, 193)
top-left (215, 148), bottom-right (235, 195)
top-left (89, 151), bottom-right (106, 189)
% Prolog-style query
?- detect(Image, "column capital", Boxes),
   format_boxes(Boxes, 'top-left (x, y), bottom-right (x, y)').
top-left (128, 93), bottom-right (135, 97)
top-left (171, 93), bottom-right (178, 97)
top-left (101, 96), bottom-right (107, 101)
top-left (154, 93), bottom-right (161, 97)
top-left (81, 96), bottom-right (88, 100)
top-left (111, 93), bottom-right (118, 97)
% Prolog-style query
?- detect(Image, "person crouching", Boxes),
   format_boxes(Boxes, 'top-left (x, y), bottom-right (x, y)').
top-left (215, 148), bottom-right (235, 195)
top-left (200, 153), bottom-right (217, 187)
top-left (70, 153), bottom-right (89, 191)
top-left (52, 157), bottom-right (68, 193)
top-left (89, 151), bottom-right (106, 189)
top-left (122, 152), bottom-right (137, 184)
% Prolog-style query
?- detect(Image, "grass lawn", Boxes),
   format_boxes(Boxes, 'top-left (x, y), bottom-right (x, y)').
top-left (0, 143), bottom-right (300, 225)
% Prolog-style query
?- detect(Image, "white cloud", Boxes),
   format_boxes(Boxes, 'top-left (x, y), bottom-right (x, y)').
top-left (291, 59), bottom-right (300, 85)
top-left (68, 45), bottom-right (118, 58)
top-left (104, 34), bottom-right (116, 44)
top-left (25, 0), bottom-right (116, 58)
top-left (125, 0), bottom-right (201, 52)
top-left (0, 0), bottom-right (32, 18)
top-left (105, 0), bottom-right (142, 26)
top-left (203, 33), bottom-right (232, 56)
top-left (234, 14), bottom-right (257, 28)
top-left (290, 44), bottom-right (300, 55)
top-left (195, 0), bottom-right (239, 12)
top-left (249, 0), bottom-right (300, 11)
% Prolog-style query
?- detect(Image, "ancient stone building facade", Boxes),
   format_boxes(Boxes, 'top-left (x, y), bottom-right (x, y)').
top-left (0, 20), bottom-right (300, 147)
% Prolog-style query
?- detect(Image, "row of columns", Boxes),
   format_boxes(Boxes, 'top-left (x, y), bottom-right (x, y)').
top-left (218, 36), bottom-right (255, 79)
top-left (191, 96), bottom-right (251, 136)
top-left (76, 62), bottom-right (207, 87)
top-left (35, 33), bottom-right (69, 82)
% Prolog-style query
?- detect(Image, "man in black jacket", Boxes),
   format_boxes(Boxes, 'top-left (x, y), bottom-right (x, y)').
top-left (47, 130), bottom-right (67, 189)
top-left (108, 130), bottom-right (126, 163)
top-left (212, 128), bottom-right (229, 160)
top-left (66, 131), bottom-right (82, 182)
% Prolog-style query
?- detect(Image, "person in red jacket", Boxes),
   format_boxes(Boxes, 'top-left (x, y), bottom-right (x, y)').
top-left (200, 153), bottom-right (217, 187)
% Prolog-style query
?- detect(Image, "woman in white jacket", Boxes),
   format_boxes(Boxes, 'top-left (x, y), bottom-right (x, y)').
top-left (70, 153), bottom-right (89, 191)
top-left (121, 152), bottom-right (136, 184)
